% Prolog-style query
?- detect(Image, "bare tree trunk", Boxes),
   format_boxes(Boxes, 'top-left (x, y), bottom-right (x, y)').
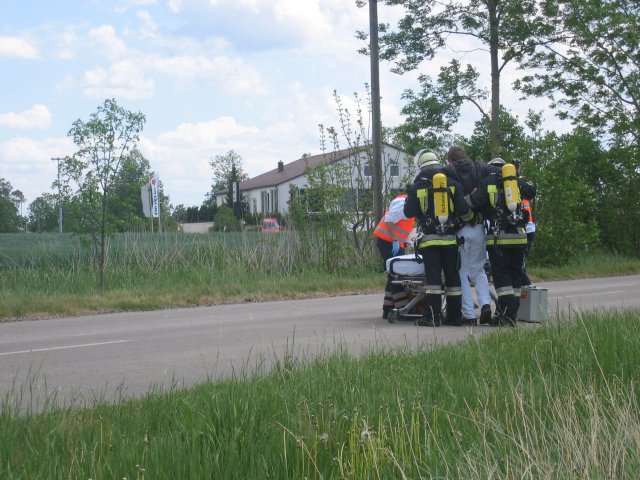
top-left (99, 195), bottom-right (107, 290)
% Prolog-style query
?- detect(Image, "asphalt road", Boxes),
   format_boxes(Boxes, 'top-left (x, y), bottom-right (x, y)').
top-left (1, 275), bottom-right (639, 411)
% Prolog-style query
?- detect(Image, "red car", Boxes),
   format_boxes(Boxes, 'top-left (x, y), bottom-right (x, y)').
top-left (260, 218), bottom-right (281, 233)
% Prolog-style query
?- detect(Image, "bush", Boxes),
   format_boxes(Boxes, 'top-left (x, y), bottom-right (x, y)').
top-left (211, 206), bottom-right (241, 232)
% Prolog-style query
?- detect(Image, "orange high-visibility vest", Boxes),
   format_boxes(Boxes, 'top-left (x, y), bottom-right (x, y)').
top-left (522, 199), bottom-right (533, 223)
top-left (373, 194), bottom-right (415, 246)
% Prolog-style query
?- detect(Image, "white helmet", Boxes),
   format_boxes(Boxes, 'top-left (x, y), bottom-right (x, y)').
top-left (488, 157), bottom-right (505, 165)
top-left (415, 149), bottom-right (440, 168)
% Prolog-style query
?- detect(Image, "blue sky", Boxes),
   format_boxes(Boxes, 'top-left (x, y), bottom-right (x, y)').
top-left (0, 0), bottom-right (554, 210)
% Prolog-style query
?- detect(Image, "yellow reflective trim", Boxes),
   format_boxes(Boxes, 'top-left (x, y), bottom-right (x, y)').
top-left (488, 184), bottom-right (498, 208)
top-left (417, 188), bottom-right (428, 214)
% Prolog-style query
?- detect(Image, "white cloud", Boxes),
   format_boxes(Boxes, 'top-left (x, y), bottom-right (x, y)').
top-left (54, 30), bottom-right (80, 60)
top-left (147, 54), bottom-right (267, 94)
top-left (0, 136), bottom-right (76, 203)
top-left (167, 0), bottom-right (183, 14)
top-left (0, 105), bottom-right (52, 129)
top-left (0, 36), bottom-right (39, 59)
top-left (82, 61), bottom-right (155, 100)
top-left (88, 25), bottom-right (129, 60)
top-left (156, 117), bottom-right (260, 147)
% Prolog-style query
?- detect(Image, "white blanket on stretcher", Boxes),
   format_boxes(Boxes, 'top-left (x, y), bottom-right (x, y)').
top-left (386, 254), bottom-right (425, 276)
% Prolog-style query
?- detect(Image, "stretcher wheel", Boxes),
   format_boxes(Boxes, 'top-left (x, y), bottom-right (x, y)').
top-left (387, 309), bottom-right (399, 323)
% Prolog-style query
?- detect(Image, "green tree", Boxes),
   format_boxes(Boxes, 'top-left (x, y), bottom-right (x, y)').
top-left (358, 0), bottom-right (554, 156)
top-left (0, 178), bottom-right (19, 233)
top-left (517, 0), bottom-right (640, 146)
top-left (61, 98), bottom-right (146, 289)
top-left (208, 150), bottom-right (248, 211)
top-left (464, 107), bottom-right (528, 163)
top-left (28, 193), bottom-right (59, 232)
top-left (211, 205), bottom-right (241, 232)
top-left (109, 149), bottom-right (153, 231)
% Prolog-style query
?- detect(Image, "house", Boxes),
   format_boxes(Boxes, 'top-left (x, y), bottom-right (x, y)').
top-left (215, 143), bottom-right (414, 216)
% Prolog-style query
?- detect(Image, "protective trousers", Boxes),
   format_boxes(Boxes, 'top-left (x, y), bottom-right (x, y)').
top-left (487, 246), bottom-right (525, 324)
top-left (419, 246), bottom-right (462, 323)
top-left (458, 223), bottom-right (492, 319)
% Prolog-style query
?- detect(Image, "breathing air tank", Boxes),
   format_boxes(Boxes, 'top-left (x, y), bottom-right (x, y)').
top-left (502, 163), bottom-right (520, 213)
top-left (433, 173), bottom-right (449, 224)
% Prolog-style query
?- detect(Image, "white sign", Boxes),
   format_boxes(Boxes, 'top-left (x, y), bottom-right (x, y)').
top-left (151, 177), bottom-right (159, 218)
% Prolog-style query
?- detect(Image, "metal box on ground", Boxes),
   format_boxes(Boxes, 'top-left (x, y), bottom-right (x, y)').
top-left (518, 286), bottom-right (548, 323)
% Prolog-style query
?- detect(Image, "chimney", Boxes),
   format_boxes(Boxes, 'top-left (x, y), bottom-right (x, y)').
top-left (277, 160), bottom-right (284, 172)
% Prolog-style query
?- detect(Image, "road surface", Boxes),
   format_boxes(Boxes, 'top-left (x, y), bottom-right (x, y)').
top-left (1, 275), bottom-right (638, 411)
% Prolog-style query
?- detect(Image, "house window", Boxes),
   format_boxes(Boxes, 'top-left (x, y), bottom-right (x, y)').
top-left (363, 163), bottom-right (371, 177)
top-left (389, 161), bottom-right (399, 177)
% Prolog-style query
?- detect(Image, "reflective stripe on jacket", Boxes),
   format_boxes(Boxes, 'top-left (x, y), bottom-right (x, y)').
top-left (486, 228), bottom-right (528, 247)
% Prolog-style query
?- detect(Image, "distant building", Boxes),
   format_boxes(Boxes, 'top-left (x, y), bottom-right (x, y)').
top-left (214, 144), bottom-right (412, 216)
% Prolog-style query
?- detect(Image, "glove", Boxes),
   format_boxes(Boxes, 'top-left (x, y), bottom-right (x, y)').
top-left (391, 240), bottom-right (400, 256)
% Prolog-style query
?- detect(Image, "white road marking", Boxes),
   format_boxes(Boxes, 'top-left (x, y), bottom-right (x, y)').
top-left (562, 291), bottom-right (624, 298)
top-left (0, 340), bottom-right (132, 357)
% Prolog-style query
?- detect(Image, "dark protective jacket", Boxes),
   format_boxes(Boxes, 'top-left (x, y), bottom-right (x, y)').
top-left (443, 159), bottom-right (499, 195)
top-left (405, 173), bottom-right (474, 249)
top-left (468, 173), bottom-right (536, 248)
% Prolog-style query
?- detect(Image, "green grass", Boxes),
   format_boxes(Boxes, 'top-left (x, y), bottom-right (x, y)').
top-left (2, 310), bottom-right (640, 478)
top-left (1, 232), bottom-right (639, 320)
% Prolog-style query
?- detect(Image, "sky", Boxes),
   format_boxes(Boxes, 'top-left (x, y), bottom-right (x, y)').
top-left (0, 0), bottom-right (554, 211)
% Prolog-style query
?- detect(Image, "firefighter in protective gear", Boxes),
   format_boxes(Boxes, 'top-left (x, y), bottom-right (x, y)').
top-left (404, 160), bottom-right (475, 326)
top-left (467, 164), bottom-right (537, 326)
top-left (374, 194), bottom-right (415, 319)
top-left (414, 149), bottom-right (441, 176)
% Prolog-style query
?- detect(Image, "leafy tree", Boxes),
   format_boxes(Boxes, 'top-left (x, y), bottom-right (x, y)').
top-left (517, 0), bottom-right (640, 146)
top-left (28, 193), bottom-right (59, 232)
top-left (61, 98), bottom-right (146, 289)
top-left (357, 0), bottom-right (554, 156)
top-left (109, 149), bottom-right (154, 232)
top-left (0, 196), bottom-right (19, 232)
top-left (208, 150), bottom-right (248, 210)
top-left (0, 177), bottom-right (19, 232)
top-left (211, 205), bottom-right (241, 232)
top-left (465, 107), bottom-right (528, 163)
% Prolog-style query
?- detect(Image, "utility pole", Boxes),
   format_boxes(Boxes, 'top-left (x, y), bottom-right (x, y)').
top-left (369, 0), bottom-right (384, 224)
top-left (51, 157), bottom-right (64, 233)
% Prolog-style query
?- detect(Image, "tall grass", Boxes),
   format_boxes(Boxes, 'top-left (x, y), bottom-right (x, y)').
top-left (0, 231), bottom-right (382, 318)
top-left (2, 310), bottom-right (640, 478)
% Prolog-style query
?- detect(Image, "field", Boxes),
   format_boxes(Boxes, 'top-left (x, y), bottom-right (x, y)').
top-left (2, 232), bottom-right (640, 477)
top-left (2, 310), bottom-right (640, 478)
top-left (2, 232), bottom-right (639, 320)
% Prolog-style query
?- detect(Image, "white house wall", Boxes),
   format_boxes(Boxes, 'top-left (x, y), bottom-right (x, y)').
top-left (229, 145), bottom-right (414, 217)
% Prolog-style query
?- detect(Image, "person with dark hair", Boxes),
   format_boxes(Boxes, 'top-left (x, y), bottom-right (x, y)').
top-left (442, 146), bottom-right (496, 324)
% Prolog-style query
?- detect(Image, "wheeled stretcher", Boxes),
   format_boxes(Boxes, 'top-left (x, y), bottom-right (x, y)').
top-left (384, 253), bottom-right (435, 323)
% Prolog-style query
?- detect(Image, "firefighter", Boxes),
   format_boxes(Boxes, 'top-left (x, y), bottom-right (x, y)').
top-left (374, 193), bottom-right (415, 319)
top-left (404, 153), bottom-right (475, 326)
top-left (467, 163), bottom-right (536, 326)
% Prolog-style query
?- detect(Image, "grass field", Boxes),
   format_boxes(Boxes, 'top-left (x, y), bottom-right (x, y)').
top-left (2, 310), bottom-right (639, 478)
top-left (2, 232), bottom-right (639, 321)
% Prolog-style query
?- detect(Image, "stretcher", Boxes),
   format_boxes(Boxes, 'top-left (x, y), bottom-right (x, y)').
top-left (384, 253), bottom-right (435, 323)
